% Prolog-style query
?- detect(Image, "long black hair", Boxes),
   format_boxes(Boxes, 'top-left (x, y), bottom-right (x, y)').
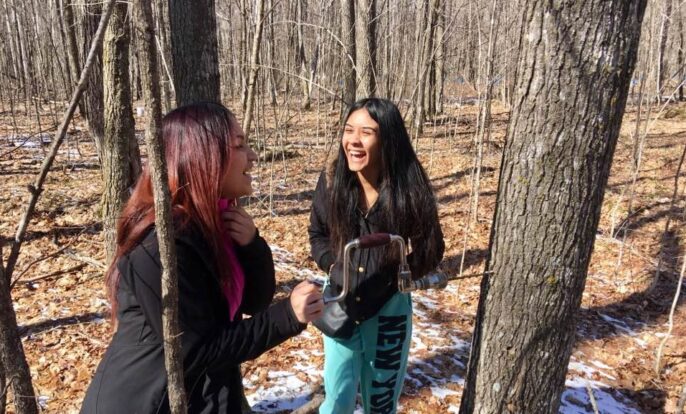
top-left (329, 98), bottom-right (442, 276)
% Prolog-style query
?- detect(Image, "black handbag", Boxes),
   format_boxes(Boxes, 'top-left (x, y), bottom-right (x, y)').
top-left (313, 286), bottom-right (355, 339)
top-left (312, 264), bottom-right (356, 339)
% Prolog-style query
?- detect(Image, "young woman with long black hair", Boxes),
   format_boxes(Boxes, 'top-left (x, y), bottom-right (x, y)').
top-left (308, 98), bottom-right (444, 413)
top-left (81, 102), bottom-right (323, 413)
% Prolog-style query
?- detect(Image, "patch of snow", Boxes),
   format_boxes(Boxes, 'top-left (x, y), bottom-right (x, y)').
top-left (430, 386), bottom-right (459, 398)
top-left (561, 377), bottom-right (641, 414)
top-left (37, 395), bottom-right (49, 409)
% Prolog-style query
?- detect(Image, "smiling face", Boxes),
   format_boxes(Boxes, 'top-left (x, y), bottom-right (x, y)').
top-left (220, 123), bottom-right (258, 199)
top-left (342, 108), bottom-right (381, 183)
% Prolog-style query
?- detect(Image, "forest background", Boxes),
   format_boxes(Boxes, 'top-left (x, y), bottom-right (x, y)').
top-left (0, 0), bottom-right (685, 413)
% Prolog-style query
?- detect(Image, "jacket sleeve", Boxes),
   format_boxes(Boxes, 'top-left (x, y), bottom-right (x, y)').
top-left (235, 231), bottom-right (276, 315)
top-left (308, 172), bottom-right (336, 272)
top-left (122, 235), bottom-right (305, 378)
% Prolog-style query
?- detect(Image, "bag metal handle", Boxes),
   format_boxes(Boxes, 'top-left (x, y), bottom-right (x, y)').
top-left (322, 233), bottom-right (408, 303)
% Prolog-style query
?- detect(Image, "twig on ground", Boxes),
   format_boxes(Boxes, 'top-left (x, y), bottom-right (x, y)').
top-left (64, 248), bottom-right (106, 270)
top-left (654, 255), bottom-right (686, 376)
top-left (585, 382), bottom-right (600, 414)
top-left (22, 263), bottom-right (86, 285)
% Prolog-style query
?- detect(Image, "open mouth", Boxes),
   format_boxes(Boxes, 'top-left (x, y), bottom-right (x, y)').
top-left (348, 150), bottom-right (367, 161)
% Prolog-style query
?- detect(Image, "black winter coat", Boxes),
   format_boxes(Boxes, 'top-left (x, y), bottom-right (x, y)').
top-left (81, 226), bottom-right (305, 414)
top-left (308, 172), bottom-right (444, 324)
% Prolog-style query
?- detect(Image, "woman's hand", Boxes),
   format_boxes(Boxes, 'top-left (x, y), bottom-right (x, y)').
top-left (290, 281), bottom-right (324, 324)
top-left (222, 205), bottom-right (257, 246)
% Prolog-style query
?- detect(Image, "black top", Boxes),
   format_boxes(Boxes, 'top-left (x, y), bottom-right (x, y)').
top-left (308, 172), bottom-right (445, 324)
top-left (81, 226), bottom-right (306, 414)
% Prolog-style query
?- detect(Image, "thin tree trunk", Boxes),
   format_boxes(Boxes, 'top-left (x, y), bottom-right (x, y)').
top-left (459, 1), bottom-right (647, 413)
top-left (355, 0), bottom-right (376, 98)
top-left (242, 0), bottom-right (266, 136)
top-left (266, 0), bottom-right (278, 106)
top-left (0, 247), bottom-right (37, 414)
top-left (102, 0), bottom-right (141, 263)
top-left (434, 0), bottom-right (445, 114)
top-left (154, 0), bottom-right (173, 111)
top-left (658, 0), bottom-right (672, 97)
top-left (133, 1), bottom-right (186, 411)
top-left (296, 0), bottom-right (311, 110)
top-left (340, 0), bottom-right (355, 108)
top-left (679, 3), bottom-right (684, 101)
top-left (0, 359), bottom-right (5, 414)
top-left (2, 0), bottom-right (20, 89)
top-left (80, 0), bottom-right (106, 158)
top-left (169, 0), bottom-right (220, 105)
top-left (414, 0), bottom-right (438, 135)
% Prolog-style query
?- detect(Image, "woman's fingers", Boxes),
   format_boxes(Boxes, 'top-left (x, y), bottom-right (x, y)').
top-left (290, 281), bottom-right (324, 323)
top-left (222, 208), bottom-right (256, 246)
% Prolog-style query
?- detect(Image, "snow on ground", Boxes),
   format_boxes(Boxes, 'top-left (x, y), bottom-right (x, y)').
top-left (245, 245), bottom-right (642, 413)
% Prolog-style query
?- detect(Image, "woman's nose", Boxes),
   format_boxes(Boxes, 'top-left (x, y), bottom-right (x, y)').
top-left (248, 147), bottom-right (258, 162)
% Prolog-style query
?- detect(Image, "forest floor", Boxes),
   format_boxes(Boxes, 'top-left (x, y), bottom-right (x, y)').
top-left (1, 98), bottom-right (686, 413)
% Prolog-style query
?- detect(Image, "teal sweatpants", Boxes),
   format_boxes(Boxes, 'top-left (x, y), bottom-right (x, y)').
top-left (319, 292), bottom-right (412, 414)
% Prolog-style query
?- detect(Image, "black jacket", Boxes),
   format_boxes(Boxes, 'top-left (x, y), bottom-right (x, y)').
top-left (308, 172), bottom-right (444, 324)
top-left (81, 226), bottom-right (306, 414)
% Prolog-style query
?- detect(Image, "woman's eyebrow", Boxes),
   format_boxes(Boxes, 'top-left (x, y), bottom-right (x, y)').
top-left (344, 123), bottom-right (378, 132)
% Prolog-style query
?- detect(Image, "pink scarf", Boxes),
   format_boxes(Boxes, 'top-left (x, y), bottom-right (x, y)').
top-left (218, 198), bottom-right (245, 321)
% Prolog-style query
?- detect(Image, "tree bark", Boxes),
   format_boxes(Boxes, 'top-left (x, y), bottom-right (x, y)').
top-left (134, 1), bottom-right (186, 412)
top-left (340, 0), bottom-right (356, 108)
top-left (154, 0), bottom-right (174, 111)
top-left (296, 0), bottom-right (311, 110)
top-left (169, 0), bottom-right (220, 105)
top-left (242, 0), bottom-right (266, 136)
top-left (354, 0), bottom-right (376, 98)
top-left (0, 247), bottom-right (37, 414)
top-left (413, 0), bottom-right (438, 135)
top-left (459, 1), bottom-right (648, 413)
top-left (78, 1), bottom-right (106, 158)
top-left (0, 358), bottom-right (5, 414)
top-left (434, 0), bottom-right (445, 115)
top-left (102, 0), bottom-right (141, 263)
top-left (678, 2), bottom-right (684, 101)
top-left (658, 0), bottom-right (672, 97)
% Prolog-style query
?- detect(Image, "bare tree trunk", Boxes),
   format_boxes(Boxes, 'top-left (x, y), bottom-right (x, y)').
top-left (0, 247), bottom-right (37, 414)
top-left (133, 1), bottom-right (186, 411)
top-left (0, 359), bottom-right (5, 414)
top-left (2, 0), bottom-right (20, 90)
top-left (658, 0), bottom-right (672, 97)
top-left (102, 0), bottom-right (141, 263)
top-left (434, 0), bottom-right (445, 114)
top-left (340, 0), bottom-right (356, 108)
top-left (459, 1), bottom-right (647, 413)
top-left (355, 0), bottom-right (376, 98)
top-left (80, 0), bottom-right (106, 158)
top-left (679, 2), bottom-right (684, 101)
top-left (296, 0), bottom-right (311, 110)
top-left (154, 0), bottom-right (174, 111)
top-left (169, 0), bottom-right (220, 105)
top-left (242, 0), bottom-right (266, 136)
top-left (265, 0), bottom-right (278, 106)
top-left (414, 0), bottom-right (438, 135)
top-left (61, 0), bottom-right (82, 104)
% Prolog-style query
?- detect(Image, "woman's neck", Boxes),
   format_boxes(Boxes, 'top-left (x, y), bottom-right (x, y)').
top-left (357, 171), bottom-right (379, 212)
